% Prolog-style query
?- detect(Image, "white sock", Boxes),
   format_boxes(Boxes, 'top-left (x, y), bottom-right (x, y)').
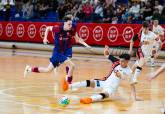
top-left (151, 57), bottom-right (155, 64)
top-left (132, 67), bottom-right (141, 83)
top-left (91, 94), bottom-right (103, 102)
top-left (70, 81), bottom-right (87, 89)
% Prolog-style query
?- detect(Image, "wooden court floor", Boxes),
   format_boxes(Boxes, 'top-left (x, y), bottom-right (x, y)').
top-left (0, 53), bottom-right (165, 114)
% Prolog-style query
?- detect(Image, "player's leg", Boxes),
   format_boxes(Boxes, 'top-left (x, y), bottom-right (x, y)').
top-left (62, 78), bottom-right (97, 91)
top-left (24, 62), bottom-right (59, 77)
top-left (80, 86), bottom-right (113, 104)
top-left (24, 49), bottom-right (59, 77)
top-left (64, 59), bottom-right (75, 84)
top-left (131, 48), bottom-right (144, 84)
top-left (150, 45), bottom-right (158, 67)
top-left (64, 48), bottom-right (74, 84)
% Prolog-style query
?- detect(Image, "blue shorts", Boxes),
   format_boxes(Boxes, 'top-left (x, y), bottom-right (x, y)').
top-left (50, 48), bottom-right (72, 67)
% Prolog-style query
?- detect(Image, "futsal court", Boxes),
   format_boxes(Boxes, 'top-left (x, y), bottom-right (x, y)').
top-left (0, 50), bottom-right (164, 114)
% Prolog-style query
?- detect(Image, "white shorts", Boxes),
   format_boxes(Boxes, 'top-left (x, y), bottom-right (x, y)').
top-left (94, 80), bottom-right (117, 96)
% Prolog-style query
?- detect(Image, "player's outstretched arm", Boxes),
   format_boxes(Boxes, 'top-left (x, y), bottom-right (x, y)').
top-left (74, 32), bottom-right (92, 49)
top-left (43, 26), bottom-right (53, 44)
top-left (104, 45), bottom-right (119, 63)
top-left (148, 63), bottom-right (165, 80)
top-left (129, 34), bottom-right (139, 56)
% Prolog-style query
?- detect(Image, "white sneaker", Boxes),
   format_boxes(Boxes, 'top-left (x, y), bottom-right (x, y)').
top-left (130, 77), bottom-right (138, 85)
top-left (24, 65), bottom-right (31, 78)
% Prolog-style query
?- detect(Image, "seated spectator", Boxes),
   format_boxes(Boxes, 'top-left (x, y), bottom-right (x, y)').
top-left (152, 8), bottom-right (161, 21)
top-left (103, 4), bottom-right (115, 23)
top-left (3, 0), bottom-right (11, 21)
top-left (154, 0), bottom-right (163, 14)
top-left (93, 1), bottom-right (103, 21)
top-left (38, 1), bottom-right (49, 17)
top-left (82, 1), bottom-right (93, 19)
top-left (22, 1), bottom-right (33, 19)
top-left (161, 4), bottom-right (165, 20)
top-left (143, 2), bottom-right (153, 21)
top-left (129, 1), bottom-right (140, 20)
top-left (75, 4), bottom-right (85, 22)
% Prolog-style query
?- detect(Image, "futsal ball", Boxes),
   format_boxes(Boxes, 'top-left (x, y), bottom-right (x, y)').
top-left (58, 96), bottom-right (70, 107)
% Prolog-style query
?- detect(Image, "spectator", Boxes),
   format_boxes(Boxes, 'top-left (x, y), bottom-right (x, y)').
top-left (57, 3), bottom-right (65, 20)
top-left (3, 0), bottom-right (11, 21)
top-left (139, 1), bottom-right (146, 20)
top-left (152, 8), bottom-right (161, 21)
top-left (105, 0), bottom-right (117, 7)
top-left (129, 1), bottom-right (140, 19)
top-left (75, 4), bottom-right (85, 21)
top-left (94, 1), bottom-right (103, 21)
top-left (38, 1), bottom-right (49, 17)
top-left (0, 1), bottom-right (3, 18)
top-left (161, 4), bottom-right (165, 20)
top-left (22, 0), bottom-right (33, 19)
top-left (103, 4), bottom-right (115, 23)
top-left (143, 2), bottom-right (153, 21)
top-left (154, 0), bottom-right (163, 14)
top-left (82, 1), bottom-right (94, 18)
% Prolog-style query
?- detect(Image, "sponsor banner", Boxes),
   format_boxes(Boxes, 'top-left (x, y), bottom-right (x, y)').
top-left (0, 22), bottom-right (165, 49)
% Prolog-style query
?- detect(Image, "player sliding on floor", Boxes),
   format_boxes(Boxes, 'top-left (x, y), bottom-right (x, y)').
top-left (24, 15), bottom-right (91, 84)
top-left (62, 45), bottom-right (142, 104)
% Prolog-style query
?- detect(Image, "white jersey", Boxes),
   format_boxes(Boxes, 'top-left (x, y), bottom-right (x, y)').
top-left (102, 64), bottom-right (132, 94)
top-left (140, 31), bottom-right (157, 56)
top-left (153, 25), bottom-right (164, 36)
top-left (152, 25), bottom-right (164, 51)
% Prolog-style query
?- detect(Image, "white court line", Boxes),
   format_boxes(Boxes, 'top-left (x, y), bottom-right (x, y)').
top-left (0, 86), bottom-right (84, 113)
top-left (0, 85), bottom-right (165, 113)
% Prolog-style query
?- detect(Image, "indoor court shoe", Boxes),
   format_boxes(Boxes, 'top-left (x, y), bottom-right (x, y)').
top-left (80, 97), bottom-right (93, 104)
top-left (24, 65), bottom-right (31, 78)
top-left (130, 78), bottom-right (138, 85)
top-left (61, 78), bottom-right (69, 91)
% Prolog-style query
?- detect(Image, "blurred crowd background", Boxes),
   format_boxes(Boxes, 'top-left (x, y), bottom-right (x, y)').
top-left (0, 0), bottom-right (165, 23)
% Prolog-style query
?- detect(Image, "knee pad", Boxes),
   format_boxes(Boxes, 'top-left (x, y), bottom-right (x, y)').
top-left (136, 66), bottom-right (142, 71)
top-left (86, 80), bottom-right (90, 87)
top-left (99, 93), bottom-right (108, 99)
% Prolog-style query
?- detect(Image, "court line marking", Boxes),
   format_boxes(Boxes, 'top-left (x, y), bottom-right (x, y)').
top-left (0, 86), bottom-right (86, 113)
top-left (0, 85), bottom-right (165, 113)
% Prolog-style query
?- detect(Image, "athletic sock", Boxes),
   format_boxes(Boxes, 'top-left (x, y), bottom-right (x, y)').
top-left (70, 80), bottom-right (89, 89)
top-left (31, 67), bottom-right (40, 73)
top-left (132, 66), bottom-right (142, 83)
top-left (91, 93), bottom-right (107, 102)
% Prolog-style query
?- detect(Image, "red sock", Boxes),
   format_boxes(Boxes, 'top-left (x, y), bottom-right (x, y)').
top-left (67, 76), bottom-right (73, 84)
top-left (32, 67), bottom-right (40, 73)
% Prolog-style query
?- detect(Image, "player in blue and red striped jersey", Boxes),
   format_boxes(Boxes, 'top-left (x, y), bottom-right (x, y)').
top-left (24, 15), bottom-right (91, 84)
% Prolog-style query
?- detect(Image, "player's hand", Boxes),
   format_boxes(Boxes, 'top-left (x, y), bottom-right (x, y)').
top-left (75, 32), bottom-right (79, 38)
top-left (87, 45), bottom-right (92, 51)
top-left (43, 38), bottom-right (49, 45)
top-left (147, 73), bottom-right (156, 81)
top-left (129, 50), bottom-right (134, 56)
top-left (104, 45), bottom-right (110, 56)
top-left (115, 70), bottom-right (122, 78)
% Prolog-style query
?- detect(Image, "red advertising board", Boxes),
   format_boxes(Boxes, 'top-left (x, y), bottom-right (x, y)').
top-left (0, 22), bottom-right (165, 49)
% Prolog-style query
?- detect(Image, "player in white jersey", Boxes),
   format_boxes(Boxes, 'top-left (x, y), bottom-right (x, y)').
top-left (151, 19), bottom-right (164, 66)
top-left (62, 46), bottom-right (141, 104)
top-left (129, 21), bottom-right (158, 84)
